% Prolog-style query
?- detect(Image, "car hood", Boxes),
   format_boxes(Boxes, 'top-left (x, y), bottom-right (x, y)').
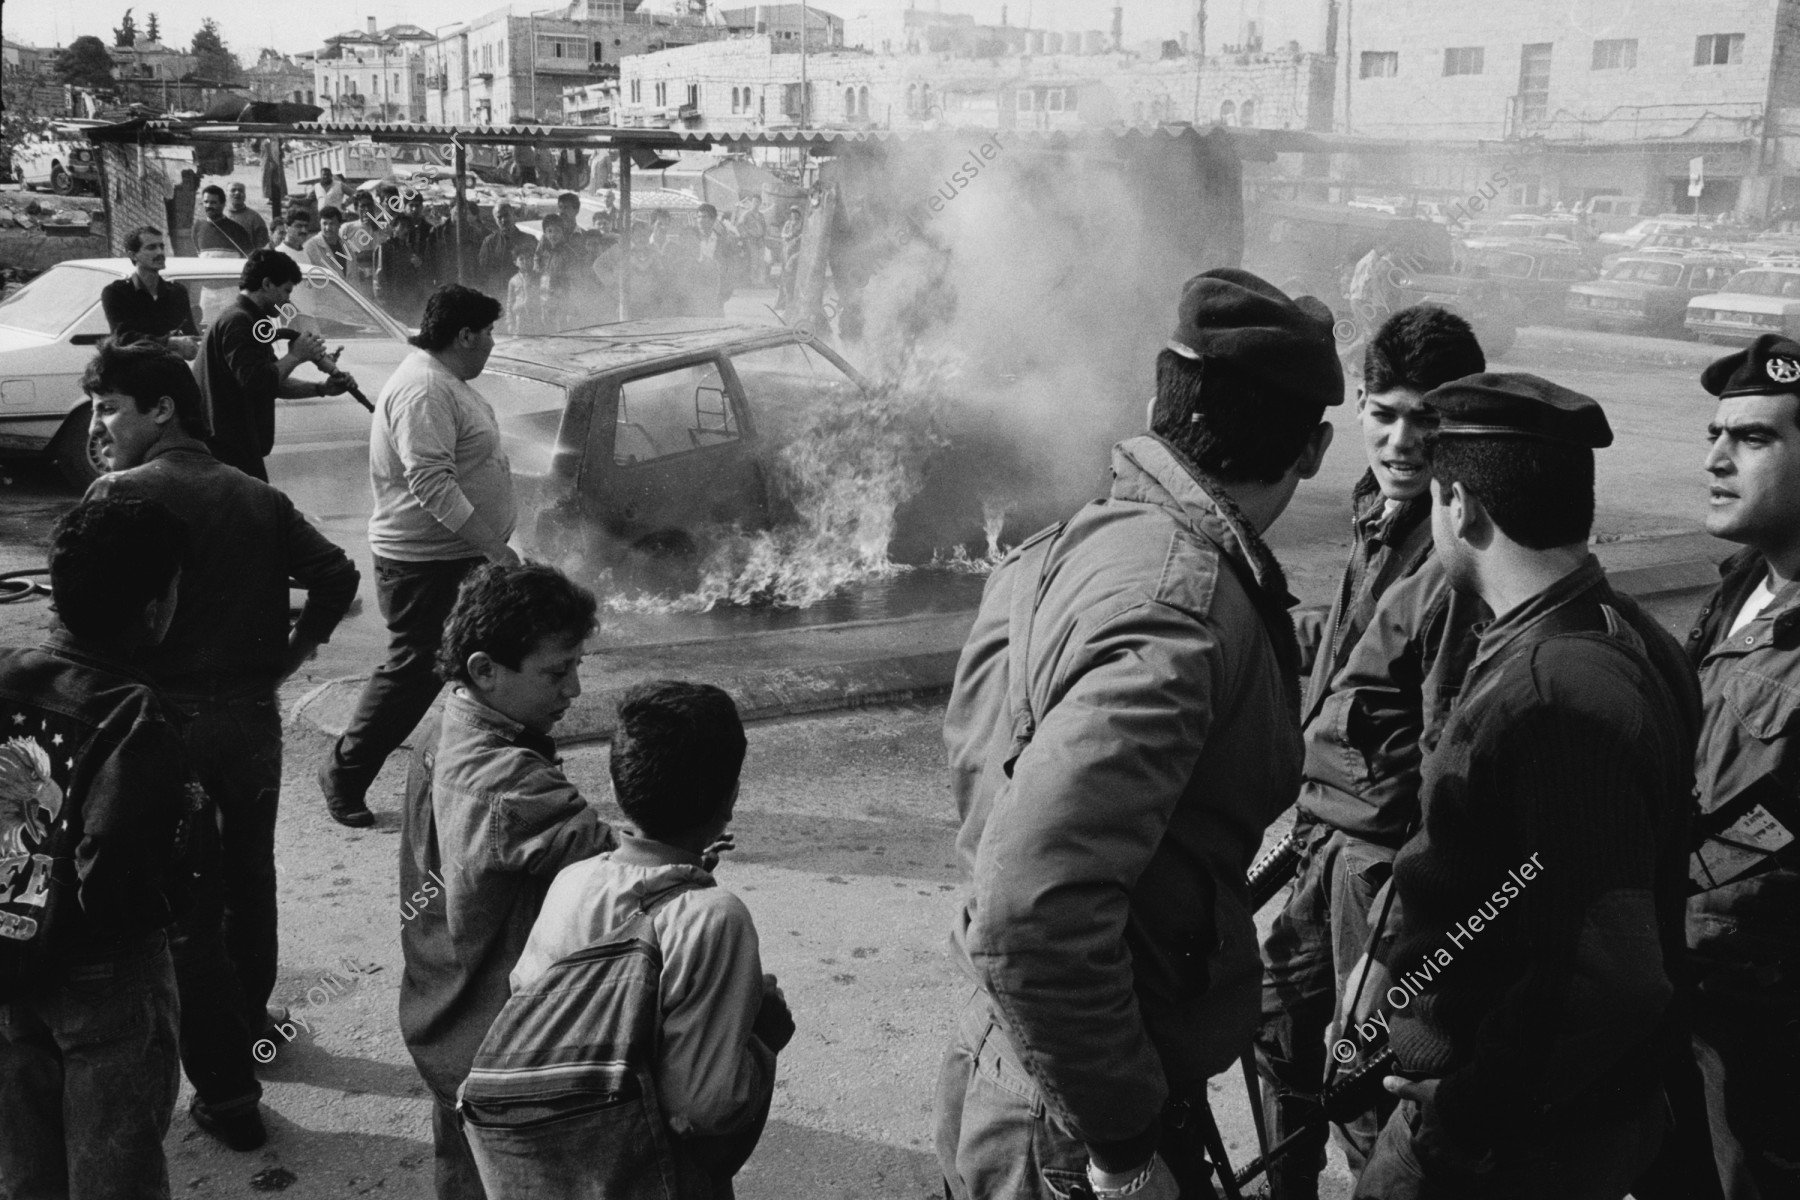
top-left (0, 326), bottom-right (58, 356)
top-left (1689, 294), bottom-right (1800, 314)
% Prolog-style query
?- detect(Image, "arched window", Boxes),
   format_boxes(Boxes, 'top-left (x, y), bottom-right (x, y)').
top-left (907, 83), bottom-right (918, 114)
top-left (1219, 99), bottom-right (1237, 125)
top-left (920, 82), bottom-right (932, 117)
top-left (858, 86), bottom-right (869, 117)
top-left (1239, 98), bottom-right (1257, 126)
top-left (845, 87), bottom-right (856, 118)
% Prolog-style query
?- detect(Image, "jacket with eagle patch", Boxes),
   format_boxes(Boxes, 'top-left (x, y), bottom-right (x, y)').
top-left (0, 634), bottom-right (189, 972)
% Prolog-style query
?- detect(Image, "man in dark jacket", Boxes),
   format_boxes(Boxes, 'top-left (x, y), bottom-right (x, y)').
top-left (1255, 305), bottom-right (1486, 1198)
top-left (84, 338), bottom-right (360, 1152)
top-left (1681, 334), bottom-right (1800, 1197)
top-left (101, 225), bottom-right (201, 360)
top-left (0, 495), bottom-right (191, 1198)
top-left (197, 249), bottom-right (354, 481)
top-left (476, 202), bottom-right (537, 297)
top-left (938, 268), bottom-right (1342, 1200)
top-left (1354, 374), bottom-right (1701, 1199)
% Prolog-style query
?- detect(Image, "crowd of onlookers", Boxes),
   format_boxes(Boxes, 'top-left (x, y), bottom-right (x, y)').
top-left (169, 163), bottom-right (810, 330)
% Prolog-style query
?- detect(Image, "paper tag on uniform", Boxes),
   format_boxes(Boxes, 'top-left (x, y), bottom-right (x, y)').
top-left (1690, 803), bottom-right (1796, 890)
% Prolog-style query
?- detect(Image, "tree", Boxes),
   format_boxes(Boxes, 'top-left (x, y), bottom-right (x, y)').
top-left (146, 12), bottom-right (161, 43)
top-left (189, 18), bottom-right (242, 83)
top-left (54, 36), bottom-right (118, 92)
top-left (114, 8), bottom-right (138, 47)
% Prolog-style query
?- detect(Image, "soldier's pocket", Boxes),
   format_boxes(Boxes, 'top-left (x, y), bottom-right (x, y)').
top-left (973, 1018), bottom-right (1044, 1118)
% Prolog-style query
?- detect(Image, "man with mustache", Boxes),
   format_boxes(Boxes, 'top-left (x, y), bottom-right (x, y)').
top-left (1680, 334), bottom-right (1800, 1198)
top-left (101, 225), bottom-right (200, 361)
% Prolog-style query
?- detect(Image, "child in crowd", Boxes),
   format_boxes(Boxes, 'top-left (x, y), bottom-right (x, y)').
top-left (506, 680), bottom-right (794, 1195)
top-left (397, 562), bottom-right (617, 1200)
top-left (0, 497), bottom-right (192, 1198)
top-left (505, 244), bottom-right (540, 337)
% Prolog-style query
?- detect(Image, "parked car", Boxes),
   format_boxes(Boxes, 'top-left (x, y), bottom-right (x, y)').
top-left (0, 261), bottom-right (913, 577)
top-left (1243, 200), bottom-right (1458, 310)
top-left (1462, 217), bottom-right (1600, 261)
top-left (0, 257), bottom-right (415, 487)
top-left (1598, 215), bottom-right (1701, 249)
top-left (1567, 255), bottom-right (1744, 337)
top-left (11, 131), bottom-right (102, 196)
top-left (1394, 239), bottom-right (1596, 355)
top-left (1686, 266), bottom-right (1800, 345)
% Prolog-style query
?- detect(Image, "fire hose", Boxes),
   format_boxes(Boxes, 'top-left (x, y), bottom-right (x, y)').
top-left (0, 567), bottom-right (49, 604)
top-left (272, 329), bottom-right (374, 413)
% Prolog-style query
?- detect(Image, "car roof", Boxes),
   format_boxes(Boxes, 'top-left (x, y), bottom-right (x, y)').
top-left (52, 257), bottom-right (331, 279)
top-left (487, 318), bottom-right (835, 386)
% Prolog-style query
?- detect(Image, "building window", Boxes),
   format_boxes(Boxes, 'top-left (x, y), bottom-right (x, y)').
top-left (655, 81), bottom-right (667, 106)
top-left (538, 34), bottom-right (587, 60)
top-left (1443, 46), bottom-right (1484, 76)
top-left (1239, 97), bottom-right (1256, 125)
top-left (1694, 33), bottom-right (1744, 66)
top-left (687, 83), bottom-right (698, 106)
top-left (858, 85), bottom-right (868, 117)
top-left (1359, 50), bottom-right (1398, 78)
top-left (845, 87), bottom-right (855, 118)
top-left (731, 87), bottom-right (740, 113)
top-left (1219, 99), bottom-right (1236, 125)
top-left (630, 79), bottom-right (641, 102)
top-left (1047, 87), bottom-right (1064, 112)
top-left (1016, 89), bottom-right (1033, 112)
top-left (1591, 38), bottom-right (1636, 69)
top-left (907, 83), bottom-right (918, 114)
top-left (1518, 42), bottom-right (1551, 124)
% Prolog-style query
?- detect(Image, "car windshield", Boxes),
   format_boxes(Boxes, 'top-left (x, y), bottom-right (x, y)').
top-left (1724, 271), bottom-right (1800, 297)
top-left (0, 265), bottom-right (109, 335)
top-left (482, 371), bottom-right (569, 476)
top-left (1605, 261), bottom-right (1682, 285)
top-left (1474, 251), bottom-right (1534, 278)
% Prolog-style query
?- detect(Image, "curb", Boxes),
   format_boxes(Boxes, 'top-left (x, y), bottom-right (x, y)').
top-left (1509, 325), bottom-right (1722, 371)
top-left (288, 533), bottom-right (1730, 747)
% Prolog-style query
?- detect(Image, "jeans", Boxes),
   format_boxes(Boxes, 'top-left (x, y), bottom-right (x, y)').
top-left (936, 988), bottom-right (1220, 1200)
top-left (433, 1095), bottom-right (489, 1200)
top-left (1690, 945), bottom-right (1800, 1199)
top-left (166, 689), bottom-right (281, 1114)
top-left (0, 932), bottom-right (181, 1200)
top-left (1254, 823), bottom-right (1397, 1198)
top-left (325, 555), bottom-right (483, 806)
top-left (1353, 1093), bottom-right (1665, 1200)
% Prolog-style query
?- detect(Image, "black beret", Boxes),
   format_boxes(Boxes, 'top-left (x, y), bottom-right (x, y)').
top-left (1700, 333), bottom-right (1800, 399)
top-left (1423, 372), bottom-right (1613, 449)
top-left (1164, 267), bottom-right (1345, 409)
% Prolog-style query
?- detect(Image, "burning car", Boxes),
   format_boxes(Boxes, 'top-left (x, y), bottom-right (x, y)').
top-left (1686, 266), bottom-right (1800, 345)
top-left (1566, 255), bottom-right (1743, 338)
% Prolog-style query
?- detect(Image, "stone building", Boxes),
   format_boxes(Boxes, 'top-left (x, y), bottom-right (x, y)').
top-left (614, 33), bottom-right (1334, 133)
top-left (1324, 0), bottom-right (1800, 217)
top-left (426, 0), bottom-right (724, 126)
top-left (315, 19), bottom-right (434, 123)
top-left (108, 39), bottom-right (196, 83)
top-left (245, 49), bottom-right (317, 107)
top-left (718, 5), bottom-right (845, 48)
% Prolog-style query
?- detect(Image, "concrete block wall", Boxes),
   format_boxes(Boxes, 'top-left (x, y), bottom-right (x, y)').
top-left (100, 144), bottom-right (173, 257)
top-left (1346, 0), bottom-right (1781, 140)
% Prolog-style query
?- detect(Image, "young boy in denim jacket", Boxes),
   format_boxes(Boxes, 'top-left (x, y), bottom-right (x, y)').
top-left (0, 497), bottom-right (191, 1199)
top-left (398, 563), bottom-right (617, 1200)
top-left (511, 681), bottom-right (795, 1195)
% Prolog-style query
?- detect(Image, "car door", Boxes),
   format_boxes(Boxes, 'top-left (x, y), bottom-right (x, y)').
top-left (591, 355), bottom-right (762, 547)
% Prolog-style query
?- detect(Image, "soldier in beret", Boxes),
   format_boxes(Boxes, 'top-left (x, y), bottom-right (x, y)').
top-left (1681, 333), bottom-right (1800, 1197)
top-left (937, 268), bottom-right (1340, 1200)
top-left (1351, 373), bottom-right (1702, 1198)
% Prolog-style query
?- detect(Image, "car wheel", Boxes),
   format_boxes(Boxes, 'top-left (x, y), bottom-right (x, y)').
top-left (52, 406), bottom-right (105, 490)
top-left (50, 165), bottom-right (72, 195)
top-left (623, 529), bottom-right (700, 596)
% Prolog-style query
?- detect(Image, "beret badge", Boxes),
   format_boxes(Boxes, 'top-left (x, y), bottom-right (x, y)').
top-left (1766, 356), bottom-right (1800, 385)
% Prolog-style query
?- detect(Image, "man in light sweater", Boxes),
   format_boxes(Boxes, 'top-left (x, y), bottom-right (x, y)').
top-left (317, 284), bottom-right (518, 828)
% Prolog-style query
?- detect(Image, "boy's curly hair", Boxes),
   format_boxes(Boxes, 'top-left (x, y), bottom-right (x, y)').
top-left (435, 563), bottom-right (597, 685)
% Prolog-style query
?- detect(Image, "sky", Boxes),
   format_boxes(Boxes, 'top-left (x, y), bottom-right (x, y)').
top-left (7, 0), bottom-right (1197, 59)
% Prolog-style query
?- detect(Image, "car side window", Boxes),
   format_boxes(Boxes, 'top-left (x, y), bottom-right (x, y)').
top-left (614, 361), bottom-right (736, 465)
top-left (289, 278), bottom-right (389, 339)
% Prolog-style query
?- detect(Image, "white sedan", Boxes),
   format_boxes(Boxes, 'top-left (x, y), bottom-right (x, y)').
top-left (0, 257), bottom-right (418, 488)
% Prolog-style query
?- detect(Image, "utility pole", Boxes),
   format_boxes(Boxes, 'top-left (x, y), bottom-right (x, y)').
top-left (800, 0), bottom-right (809, 127)
top-left (1343, 0), bottom-right (1352, 135)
